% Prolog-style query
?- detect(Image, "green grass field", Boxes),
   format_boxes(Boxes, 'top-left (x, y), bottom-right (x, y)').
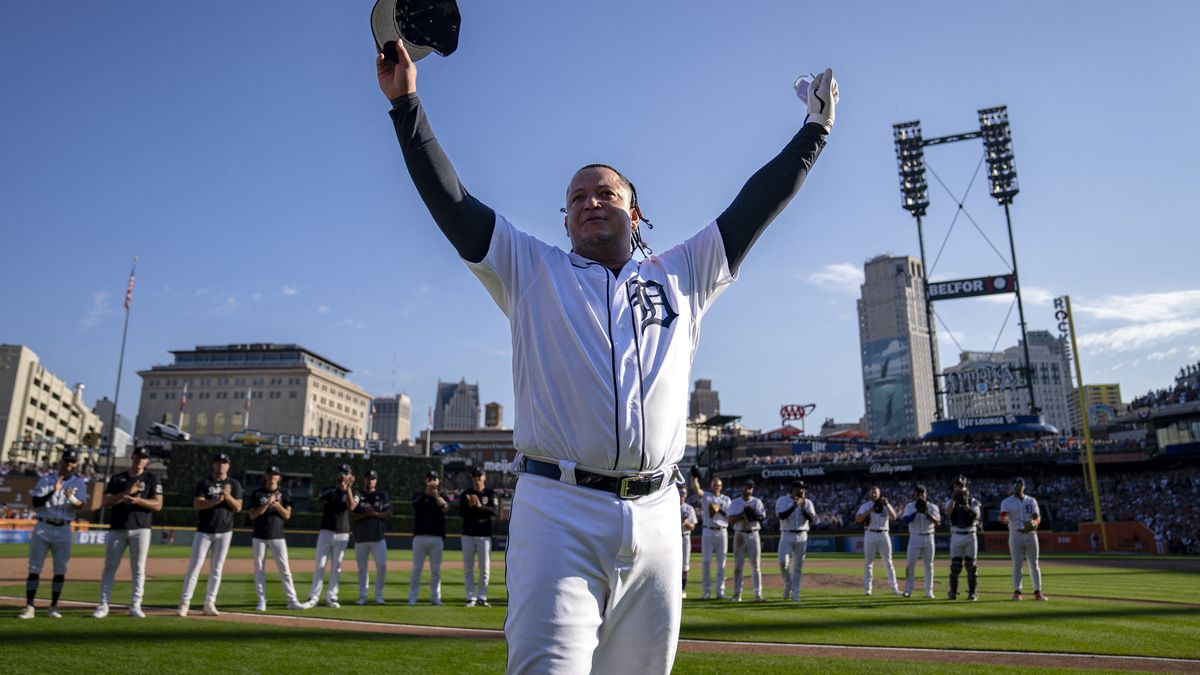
top-left (3, 545), bottom-right (1197, 673)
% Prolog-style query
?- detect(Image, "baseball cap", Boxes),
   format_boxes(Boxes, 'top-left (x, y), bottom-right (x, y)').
top-left (371, 0), bottom-right (461, 63)
top-left (1011, 476), bottom-right (1025, 488)
top-left (471, 466), bottom-right (485, 477)
top-left (61, 449), bottom-right (80, 463)
top-left (915, 484), bottom-right (927, 494)
top-left (953, 474), bottom-right (969, 486)
top-left (791, 481), bottom-right (806, 490)
top-left (132, 447), bottom-right (151, 458)
top-left (425, 470), bottom-right (440, 480)
top-left (212, 452), bottom-right (231, 464)
top-left (337, 464), bottom-right (353, 475)
top-left (742, 479), bottom-right (755, 488)
top-left (264, 465), bottom-right (282, 476)
top-left (365, 469), bottom-right (379, 479)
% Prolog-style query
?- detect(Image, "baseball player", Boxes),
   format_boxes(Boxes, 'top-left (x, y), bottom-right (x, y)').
top-left (901, 484), bottom-right (941, 599)
top-left (95, 447), bottom-right (162, 618)
top-left (307, 464), bottom-right (358, 608)
top-left (19, 449), bottom-right (87, 620)
top-left (855, 485), bottom-right (901, 595)
top-left (378, 38), bottom-right (836, 672)
top-left (409, 470), bottom-right (448, 605)
top-left (178, 452), bottom-right (242, 617)
top-left (459, 466), bottom-right (498, 607)
top-left (679, 488), bottom-right (697, 599)
top-left (691, 473), bottom-right (732, 600)
top-left (1000, 477), bottom-right (1047, 601)
top-left (775, 481), bottom-right (817, 601)
top-left (352, 469), bottom-right (392, 605)
top-left (944, 475), bottom-right (981, 601)
top-left (248, 466), bottom-right (311, 611)
top-left (728, 479), bottom-right (767, 602)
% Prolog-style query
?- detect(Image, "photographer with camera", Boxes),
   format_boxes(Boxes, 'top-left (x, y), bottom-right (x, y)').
top-left (901, 484), bottom-right (940, 599)
top-left (944, 475), bottom-right (982, 601)
top-left (727, 479), bottom-right (767, 602)
top-left (855, 485), bottom-right (900, 595)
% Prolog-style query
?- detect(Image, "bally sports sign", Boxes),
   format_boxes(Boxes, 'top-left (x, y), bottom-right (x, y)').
top-left (927, 274), bottom-right (1016, 301)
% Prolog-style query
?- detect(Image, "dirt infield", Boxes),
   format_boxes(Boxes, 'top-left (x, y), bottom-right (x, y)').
top-left (3, 597), bottom-right (1196, 672)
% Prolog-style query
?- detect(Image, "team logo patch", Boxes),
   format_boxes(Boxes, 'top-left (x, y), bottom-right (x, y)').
top-left (629, 279), bottom-right (678, 331)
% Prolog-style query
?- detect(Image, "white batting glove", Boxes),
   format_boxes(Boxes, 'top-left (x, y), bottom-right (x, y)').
top-left (798, 68), bottom-right (838, 132)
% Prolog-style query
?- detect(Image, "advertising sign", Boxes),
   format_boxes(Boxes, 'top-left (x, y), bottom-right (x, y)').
top-left (927, 274), bottom-right (1016, 301)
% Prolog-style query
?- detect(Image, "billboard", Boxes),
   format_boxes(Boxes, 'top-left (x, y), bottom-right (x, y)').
top-left (927, 274), bottom-right (1016, 301)
top-left (862, 336), bottom-right (914, 439)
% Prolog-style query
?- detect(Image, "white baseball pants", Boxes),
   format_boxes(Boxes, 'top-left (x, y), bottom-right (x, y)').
top-left (461, 535), bottom-right (491, 601)
top-left (253, 537), bottom-right (300, 604)
top-left (700, 527), bottom-right (728, 597)
top-left (180, 530), bottom-right (232, 606)
top-left (355, 539), bottom-right (388, 603)
top-left (778, 532), bottom-right (809, 600)
top-left (863, 531), bottom-right (898, 593)
top-left (950, 532), bottom-right (978, 559)
top-left (505, 473), bottom-right (681, 675)
top-left (1009, 531), bottom-right (1042, 592)
top-left (733, 530), bottom-right (762, 598)
top-left (309, 530), bottom-right (350, 603)
top-left (99, 528), bottom-right (151, 606)
top-left (904, 533), bottom-right (935, 595)
top-left (681, 534), bottom-right (691, 572)
top-left (409, 535), bottom-right (444, 604)
top-left (27, 521), bottom-right (72, 575)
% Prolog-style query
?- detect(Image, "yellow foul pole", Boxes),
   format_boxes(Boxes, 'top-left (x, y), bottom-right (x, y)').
top-left (1057, 295), bottom-right (1107, 550)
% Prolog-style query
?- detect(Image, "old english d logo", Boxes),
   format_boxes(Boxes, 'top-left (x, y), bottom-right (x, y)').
top-left (629, 279), bottom-right (678, 331)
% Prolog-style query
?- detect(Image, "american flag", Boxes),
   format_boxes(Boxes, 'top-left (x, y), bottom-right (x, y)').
top-left (123, 258), bottom-right (138, 311)
top-left (179, 382), bottom-right (189, 412)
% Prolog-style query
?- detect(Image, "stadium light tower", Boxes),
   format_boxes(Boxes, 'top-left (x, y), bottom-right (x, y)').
top-left (892, 120), bottom-right (944, 420)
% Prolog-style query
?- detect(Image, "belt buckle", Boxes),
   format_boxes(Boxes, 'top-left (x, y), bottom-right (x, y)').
top-left (618, 473), bottom-right (659, 499)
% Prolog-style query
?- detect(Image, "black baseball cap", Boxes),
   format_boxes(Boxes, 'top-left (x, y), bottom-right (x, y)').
top-left (1012, 476), bottom-right (1026, 488)
top-left (338, 464), bottom-right (353, 475)
top-left (742, 479), bottom-right (755, 488)
top-left (265, 465), bottom-right (282, 476)
top-left (915, 484), bottom-right (927, 494)
top-left (371, 0), bottom-right (461, 63)
top-left (212, 452), bottom-right (231, 464)
top-left (791, 481), bottom-right (806, 490)
top-left (365, 469), bottom-right (379, 479)
top-left (953, 474), bottom-right (969, 486)
top-left (132, 447), bottom-right (151, 458)
top-left (425, 470), bottom-right (440, 480)
top-left (61, 449), bottom-right (80, 463)
top-left (471, 466), bottom-right (485, 477)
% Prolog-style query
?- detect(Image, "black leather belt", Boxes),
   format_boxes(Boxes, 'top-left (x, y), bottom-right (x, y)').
top-left (706, 526), bottom-right (726, 530)
top-left (868, 528), bottom-right (888, 533)
top-left (784, 529), bottom-right (808, 533)
top-left (523, 458), bottom-right (668, 500)
top-left (38, 517), bottom-right (67, 527)
top-left (951, 529), bottom-right (976, 535)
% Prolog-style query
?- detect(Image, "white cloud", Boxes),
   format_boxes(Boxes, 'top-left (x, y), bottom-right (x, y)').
top-left (1145, 348), bottom-right (1180, 363)
top-left (1074, 290), bottom-right (1200, 323)
top-left (1077, 318), bottom-right (1200, 354)
top-left (317, 305), bottom-right (331, 315)
top-left (282, 286), bottom-right (298, 297)
top-left (806, 263), bottom-right (864, 294)
top-left (251, 291), bottom-right (265, 302)
top-left (212, 295), bottom-right (245, 314)
top-left (80, 291), bottom-right (113, 329)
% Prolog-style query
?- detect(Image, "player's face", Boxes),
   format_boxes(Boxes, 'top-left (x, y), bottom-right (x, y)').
top-left (710, 479), bottom-right (722, 494)
top-left (792, 487), bottom-right (805, 499)
top-left (213, 460), bottom-right (229, 479)
top-left (869, 486), bottom-right (880, 500)
top-left (366, 476), bottom-right (378, 490)
top-left (914, 489), bottom-right (925, 500)
top-left (741, 484), bottom-right (754, 499)
top-left (426, 477), bottom-right (439, 490)
top-left (563, 167), bottom-right (640, 262)
top-left (133, 455), bottom-right (149, 471)
top-left (59, 458), bottom-right (78, 474)
top-left (472, 474), bottom-right (485, 490)
top-left (265, 473), bottom-right (281, 490)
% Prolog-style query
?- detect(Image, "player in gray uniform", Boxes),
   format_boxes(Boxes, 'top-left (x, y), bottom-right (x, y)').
top-left (728, 479), bottom-right (767, 602)
top-left (378, 38), bottom-right (837, 673)
top-left (19, 449), bottom-right (87, 620)
top-left (679, 488), bottom-right (697, 599)
top-left (855, 485), bottom-right (901, 595)
top-left (691, 473), bottom-right (732, 600)
top-left (944, 475), bottom-right (981, 601)
top-left (95, 447), bottom-right (162, 618)
top-left (1000, 477), bottom-right (1047, 601)
top-left (353, 469), bottom-right (392, 605)
top-left (901, 484), bottom-right (940, 599)
top-left (775, 481), bottom-right (816, 601)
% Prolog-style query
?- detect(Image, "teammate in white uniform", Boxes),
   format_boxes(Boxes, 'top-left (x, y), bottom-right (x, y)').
top-left (178, 453), bottom-right (242, 616)
top-left (900, 484), bottom-right (940, 599)
top-left (679, 488), bottom-right (697, 599)
top-left (1000, 477), bottom-right (1047, 601)
top-left (728, 480), bottom-right (767, 602)
top-left (96, 447), bottom-right (162, 618)
top-left (19, 450), bottom-right (87, 620)
top-left (378, 41), bottom-right (837, 674)
top-left (944, 475), bottom-right (981, 601)
top-left (855, 485), bottom-right (901, 595)
top-left (775, 481), bottom-right (816, 601)
top-left (692, 474), bottom-right (732, 600)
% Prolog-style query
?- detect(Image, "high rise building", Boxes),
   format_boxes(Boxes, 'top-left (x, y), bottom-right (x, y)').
top-left (1070, 383), bottom-right (1123, 431)
top-left (484, 402), bottom-right (504, 429)
top-left (434, 378), bottom-right (480, 431)
top-left (689, 379), bottom-right (720, 419)
top-left (0, 344), bottom-right (104, 464)
top-left (93, 397), bottom-right (133, 458)
top-left (135, 343), bottom-right (372, 444)
top-left (371, 393), bottom-right (412, 444)
top-left (857, 255), bottom-right (939, 440)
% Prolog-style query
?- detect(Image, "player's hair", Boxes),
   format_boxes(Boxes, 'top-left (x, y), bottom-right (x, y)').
top-left (572, 163), bottom-right (655, 257)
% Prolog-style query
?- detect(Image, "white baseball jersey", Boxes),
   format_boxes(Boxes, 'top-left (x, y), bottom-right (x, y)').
top-left (856, 501), bottom-right (891, 532)
top-left (727, 495), bottom-right (765, 533)
top-left (467, 216), bottom-right (735, 472)
top-left (31, 473), bottom-right (88, 522)
top-left (681, 502), bottom-right (697, 534)
top-left (901, 501), bottom-right (941, 535)
top-left (698, 492), bottom-right (731, 528)
top-left (775, 495), bottom-right (815, 532)
top-left (1000, 494), bottom-right (1040, 532)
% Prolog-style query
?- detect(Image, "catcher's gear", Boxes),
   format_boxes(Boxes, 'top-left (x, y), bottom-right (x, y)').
top-left (949, 500), bottom-right (978, 529)
top-left (953, 474), bottom-right (970, 487)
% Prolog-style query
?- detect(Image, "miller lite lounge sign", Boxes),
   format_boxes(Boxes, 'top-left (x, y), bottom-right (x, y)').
top-left (927, 274), bottom-right (1016, 301)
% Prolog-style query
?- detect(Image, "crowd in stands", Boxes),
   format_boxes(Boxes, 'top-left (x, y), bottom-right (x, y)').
top-left (1130, 362), bottom-right (1200, 410)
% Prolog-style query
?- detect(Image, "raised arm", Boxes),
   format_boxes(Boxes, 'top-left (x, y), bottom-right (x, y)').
top-left (716, 69), bottom-right (838, 274)
top-left (378, 44), bottom-right (495, 263)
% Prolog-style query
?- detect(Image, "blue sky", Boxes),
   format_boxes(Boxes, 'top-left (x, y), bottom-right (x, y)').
top-left (2, 1), bottom-right (1198, 433)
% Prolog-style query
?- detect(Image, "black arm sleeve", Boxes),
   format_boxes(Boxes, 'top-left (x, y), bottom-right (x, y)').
top-left (32, 493), bottom-right (52, 508)
top-left (778, 504), bottom-right (798, 519)
top-left (388, 94), bottom-right (496, 263)
top-left (716, 122), bottom-right (828, 273)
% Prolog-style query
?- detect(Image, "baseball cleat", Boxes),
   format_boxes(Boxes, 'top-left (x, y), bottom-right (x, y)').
top-left (326, 600), bottom-right (341, 609)
top-left (431, 599), bottom-right (444, 606)
top-left (1011, 592), bottom-right (1023, 601)
top-left (408, 599), bottom-right (417, 606)
top-left (129, 605), bottom-right (146, 619)
top-left (700, 593), bottom-right (711, 601)
top-left (92, 604), bottom-right (109, 619)
top-left (176, 604), bottom-right (189, 617)
top-left (202, 603), bottom-right (220, 616)
top-left (47, 607), bottom-right (63, 619)
top-left (680, 591), bottom-right (687, 599)
top-left (477, 598), bottom-right (490, 607)
top-left (967, 593), bottom-right (978, 601)
top-left (946, 592), bottom-right (957, 600)
top-left (256, 601), bottom-right (268, 612)
top-left (356, 598), bottom-right (369, 606)
top-left (1034, 591), bottom-right (1048, 601)
top-left (902, 591), bottom-right (912, 598)
top-left (925, 592), bottom-right (936, 599)
top-left (892, 588), bottom-right (904, 596)
top-left (376, 599), bottom-right (387, 605)
top-left (287, 600), bottom-right (309, 611)
top-left (864, 590), bottom-right (872, 596)
top-left (731, 594), bottom-right (742, 603)
top-left (18, 605), bottom-right (35, 620)
top-left (465, 598), bottom-right (477, 607)
top-left (754, 595), bottom-right (766, 603)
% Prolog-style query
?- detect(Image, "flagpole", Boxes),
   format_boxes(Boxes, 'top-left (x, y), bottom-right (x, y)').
top-left (99, 257), bottom-right (137, 526)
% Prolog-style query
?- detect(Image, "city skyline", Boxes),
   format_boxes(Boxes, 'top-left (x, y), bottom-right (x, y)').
top-left (2, 3), bottom-right (1198, 432)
